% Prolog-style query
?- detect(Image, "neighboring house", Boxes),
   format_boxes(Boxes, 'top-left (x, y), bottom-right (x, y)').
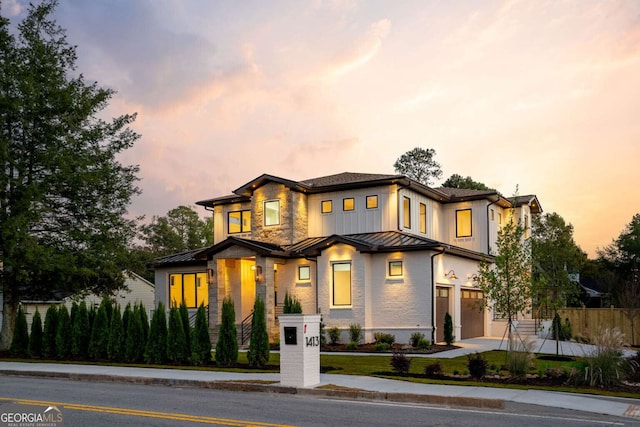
top-left (18, 270), bottom-right (155, 329)
top-left (154, 172), bottom-right (541, 345)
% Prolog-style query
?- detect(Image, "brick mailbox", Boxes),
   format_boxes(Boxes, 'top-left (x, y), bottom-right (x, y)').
top-left (279, 314), bottom-right (321, 387)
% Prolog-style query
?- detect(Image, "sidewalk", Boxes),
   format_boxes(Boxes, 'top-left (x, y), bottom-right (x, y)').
top-left (1, 338), bottom-right (639, 421)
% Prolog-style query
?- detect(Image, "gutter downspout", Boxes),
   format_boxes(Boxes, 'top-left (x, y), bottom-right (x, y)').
top-left (304, 256), bottom-right (319, 314)
top-left (430, 245), bottom-right (448, 345)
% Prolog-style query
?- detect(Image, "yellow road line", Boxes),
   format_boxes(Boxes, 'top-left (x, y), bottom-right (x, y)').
top-left (0, 397), bottom-right (296, 427)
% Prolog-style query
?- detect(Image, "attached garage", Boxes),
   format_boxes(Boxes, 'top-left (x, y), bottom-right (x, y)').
top-left (461, 289), bottom-right (484, 338)
top-left (435, 286), bottom-right (450, 343)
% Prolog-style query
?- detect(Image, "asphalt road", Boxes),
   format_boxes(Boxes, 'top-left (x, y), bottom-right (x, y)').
top-left (0, 376), bottom-right (637, 426)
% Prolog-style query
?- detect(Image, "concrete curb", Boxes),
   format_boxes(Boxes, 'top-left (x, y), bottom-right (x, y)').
top-left (0, 370), bottom-right (504, 410)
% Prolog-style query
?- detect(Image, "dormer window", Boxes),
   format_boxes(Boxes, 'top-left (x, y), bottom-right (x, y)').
top-left (264, 200), bottom-right (280, 226)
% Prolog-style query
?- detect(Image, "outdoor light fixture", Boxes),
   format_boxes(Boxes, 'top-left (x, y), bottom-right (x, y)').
top-left (446, 270), bottom-right (458, 280)
top-left (207, 268), bottom-right (215, 285)
top-left (255, 265), bottom-right (264, 282)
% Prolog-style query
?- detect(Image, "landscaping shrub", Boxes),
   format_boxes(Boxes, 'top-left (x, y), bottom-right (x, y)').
top-left (248, 296), bottom-right (270, 368)
top-left (327, 326), bottom-right (341, 345)
top-left (374, 332), bottom-right (395, 345)
top-left (416, 338), bottom-right (431, 350)
top-left (72, 301), bottom-right (91, 359)
top-left (10, 305), bottom-right (29, 357)
top-left (467, 352), bottom-right (488, 380)
top-left (55, 306), bottom-right (71, 360)
top-left (89, 301), bottom-right (109, 360)
top-left (625, 351), bottom-right (640, 383)
top-left (424, 362), bottom-right (444, 378)
top-left (319, 320), bottom-right (326, 347)
top-left (349, 323), bottom-right (362, 344)
top-left (346, 341), bottom-right (358, 350)
top-left (179, 302), bottom-right (191, 358)
top-left (444, 312), bottom-right (455, 345)
top-left (145, 302), bottom-right (168, 364)
top-left (374, 342), bottom-right (390, 352)
top-left (42, 305), bottom-right (58, 359)
top-left (191, 303), bottom-right (212, 366)
top-left (283, 292), bottom-right (302, 314)
top-left (583, 327), bottom-right (627, 387)
top-left (508, 335), bottom-right (535, 379)
top-left (215, 298), bottom-right (238, 367)
top-left (390, 351), bottom-right (411, 375)
top-left (167, 305), bottom-right (188, 364)
top-left (410, 332), bottom-right (425, 348)
top-left (136, 302), bottom-right (149, 343)
top-left (107, 305), bottom-right (124, 362)
top-left (28, 308), bottom-right (43, 358)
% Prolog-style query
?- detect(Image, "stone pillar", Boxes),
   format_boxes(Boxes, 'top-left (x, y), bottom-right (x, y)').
top-left (279, 314), bottom-right (321, 388)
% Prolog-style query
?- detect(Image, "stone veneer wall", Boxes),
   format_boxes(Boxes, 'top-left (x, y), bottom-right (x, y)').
top-left (251, 182), bottom-right (308, 246)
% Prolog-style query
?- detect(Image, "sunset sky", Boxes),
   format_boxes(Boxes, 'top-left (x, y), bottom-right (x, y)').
top-left (4, 0), bottom-right (639, 257)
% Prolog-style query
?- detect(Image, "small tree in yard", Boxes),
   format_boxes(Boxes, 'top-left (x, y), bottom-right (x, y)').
top-left (215, 298), bottom-right (238, 367)
top-left (390, 351), bottom-right (411, 375)
top-left (72, 302), bottom-right (91, 359)
top-left (191, 303), bottom-right (211, 366)
top-left (248, 296), bottom-right (270, 368)
top-left (89, 302), bottom-right (109, 360)
top-left (42, 306), bottom-right (57, 359)
top-left (167, 305), bottom-right (188, 364)
top-left (145, 302), bottom-right (167, 364)
top-left (107, 305), bottom-right (124, 362)
top-left (444, 312), bottom-right (454, 345)
top-left (29, 308), bottom-right (43, 358)
top-left (474, 210), bottom-right (532, 353)
top-left (55, 306), bottom-right (71, 360)
top-left (10, 306), bottom-right (29, 357)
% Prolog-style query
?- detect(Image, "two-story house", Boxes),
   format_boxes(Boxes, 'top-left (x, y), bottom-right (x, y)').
top-left (153, 172), bottom-right (541, 345)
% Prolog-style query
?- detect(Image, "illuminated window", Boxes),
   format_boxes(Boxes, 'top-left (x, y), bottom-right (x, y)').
top-left (490, 209), bottom-right (495, 221)
top-left (419, 203), bottom-right (426, 234)
top-left (321, 200), bottom-right (332, 213)
top-left (388, 261), bottom-right (403, 277)
top-left (343, 198), bottom-right (355, 211)
top-left (228, 210), bottom-right (251, 234)
top-left (169, 272), bottom-right (208, 308)
top-left (264, 200), bottom-right (280, 226)
top-left (298, 265), bottom-right (310, 281)
top-left (403, 197), bottom-right (411, 228)
top-left (366, 195), bottom-right (378, 209)
top-left (498, 212), bottom-right (503, 225)
top-left (332, 262), bottom-right (351, 306)
top-left (456, 209), bottom-right (472, 237)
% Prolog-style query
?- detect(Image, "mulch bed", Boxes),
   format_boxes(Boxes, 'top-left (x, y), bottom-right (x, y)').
top-left (320, 343), bottom-right (460, 354)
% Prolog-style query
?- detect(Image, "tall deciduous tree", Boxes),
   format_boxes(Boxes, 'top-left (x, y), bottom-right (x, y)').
top-left (474, 213), bottom-right (532, 352)
top-left (0, 0), bottom-right (140, 350)
top-left (442, 174), bottom-right (494, 191)
top-left (393, 147), bottom-right (442, 186)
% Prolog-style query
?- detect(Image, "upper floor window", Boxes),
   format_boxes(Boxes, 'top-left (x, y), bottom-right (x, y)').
top-left (403, 197), bottom-right (411, 228)
top-left (419, 203), bottom-right (427, 234)
top-left (498, 212), bottom-right (503, 225)
top-left (264, 200), bottom-right (280, 226)
top-left (321, 200), bottom-right (333, 213)
top-left (332, 262), bottom-right (351, 306)
top-left (366, 195), bottom-right (378, 209)
top-left (228, 210), bottom-right (251, 234)
top-left (490, 208), bottom-right (495, 221)
top-left (456, 209), bottom-right (472, 237)
top-left (524, 215), bottom-right (530, 238)
top-left (343, 198), bottom-right (355, 211)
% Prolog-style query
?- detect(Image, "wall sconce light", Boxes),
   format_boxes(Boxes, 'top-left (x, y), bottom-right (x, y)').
top-left (207, 268), bottom-right (215, 285)
top-left (255, 265), bottom-right (263, 282)
top-left (170, 276), bottom-right (175, 287)
top-left (445, 270), bottom-right (458, 280)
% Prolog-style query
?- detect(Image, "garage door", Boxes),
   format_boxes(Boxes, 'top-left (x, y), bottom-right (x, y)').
top-left (461, 289), bottom-right (484, 339)
top-left (435, 287), bottom-right (450, 343)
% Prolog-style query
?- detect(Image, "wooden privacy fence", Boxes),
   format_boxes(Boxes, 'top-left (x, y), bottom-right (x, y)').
top-left (557, 307), bottom-right (640, 346)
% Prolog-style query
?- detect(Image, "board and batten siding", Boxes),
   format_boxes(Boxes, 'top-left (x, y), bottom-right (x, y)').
top-left (441, 200), bottom-right (490, 254)
top-left (307, 185), bottom-right (398, 237)
top-left (397, 188), bottom-right (443, 240)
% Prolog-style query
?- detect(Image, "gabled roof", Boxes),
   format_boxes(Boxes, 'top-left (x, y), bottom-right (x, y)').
top-left (152, 248), bottom-right (208, 267)
top-left (198, 236), bottom-right (291, 259)
top-left (513, 194), bottom-right (543, 214)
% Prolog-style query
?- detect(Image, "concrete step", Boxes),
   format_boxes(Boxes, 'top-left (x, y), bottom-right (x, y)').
top-left (514, 319), bottom-right (537, 337)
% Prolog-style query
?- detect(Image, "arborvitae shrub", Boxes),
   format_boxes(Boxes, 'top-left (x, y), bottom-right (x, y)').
top-left (444, 312), bottom-right (455, 345)
top-left (283, 292), bottom-right (302, 314)
top-left (179, 301), bottom-right (191, 360)
top-left (89, 302), bottom-right (109, 360)
top-left (191, 303), bottom-right (211, 366)
top-left (55, 306), bottom-right (72, 360)
top-left (29, 308), bottom-right (43, 358)
top-left (107, 305), bottom-right (124, 362)
top-left (136, 302), bottom-right (149, 343)
top-left (125, 304), bottom-right (144, 363)
top-left (215, 298), bottom-right (238, 367)
top-left (10, 306), bottom-right (29, 357)
top-left (166, 305), bottom-right (188, 364)
top-left (70, 302), bottom-right (79, 330)
top-left (42, 305), bottom-right (58, 359)
top-left (122, 303), bottom-right (132, 347)
top-left (248, 296), bottom-right (270, 368)
top-left (145, 302), bottom-right (167, 364)
top-left (72, 301), bottom-right (91, 359)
